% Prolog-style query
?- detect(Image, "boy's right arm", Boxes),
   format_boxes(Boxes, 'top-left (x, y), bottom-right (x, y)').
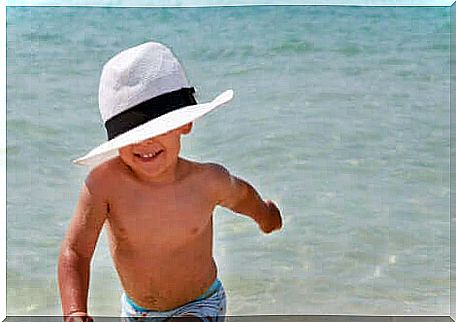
top-left (58, 172), bottom-right (108, 320)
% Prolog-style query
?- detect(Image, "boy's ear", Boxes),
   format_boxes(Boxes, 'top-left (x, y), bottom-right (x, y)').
top-left (180, 122), bottom-right (193, 134)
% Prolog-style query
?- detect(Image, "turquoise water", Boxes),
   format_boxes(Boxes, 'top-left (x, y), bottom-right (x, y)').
top-left (6, 6), bottom-right (450, 315)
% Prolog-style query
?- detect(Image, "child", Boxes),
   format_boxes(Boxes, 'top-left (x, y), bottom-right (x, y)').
top-left (58, 42), bottom-right (282, 322)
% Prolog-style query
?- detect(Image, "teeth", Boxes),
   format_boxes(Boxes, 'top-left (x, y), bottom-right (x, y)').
top-left (139, 151), bottom-right (161, 158)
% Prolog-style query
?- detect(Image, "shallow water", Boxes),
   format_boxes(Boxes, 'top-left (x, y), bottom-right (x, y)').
top-left (6, 6), bottom-right (450, 315)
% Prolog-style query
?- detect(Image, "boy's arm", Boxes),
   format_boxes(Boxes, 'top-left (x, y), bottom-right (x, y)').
top-left (58, 173), bottom-right (108, 319)
top-left (209, 164), bottom-right (282, 233)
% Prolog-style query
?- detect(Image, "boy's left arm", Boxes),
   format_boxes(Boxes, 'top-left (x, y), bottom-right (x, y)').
top-left (209, 164), bottom-right (282, 233)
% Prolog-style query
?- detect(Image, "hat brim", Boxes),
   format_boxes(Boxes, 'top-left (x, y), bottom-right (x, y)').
top-left (73, 89), bottom-right (234, 168)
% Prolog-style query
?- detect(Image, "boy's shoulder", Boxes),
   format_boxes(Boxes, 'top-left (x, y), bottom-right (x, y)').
top-left (84, 157), bottom-right (125, 196)
top-left (184, 161), bottom-right (233, 200)
top-left (183, 159), bottom-right (231, 181)
top-left (188, 161), bottom-right (239, 205)
top-left (204, 162), bottom-right (231, 181)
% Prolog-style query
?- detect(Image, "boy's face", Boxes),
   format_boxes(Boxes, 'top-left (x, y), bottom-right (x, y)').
top-left (118, 123), bottom-right (192, 181)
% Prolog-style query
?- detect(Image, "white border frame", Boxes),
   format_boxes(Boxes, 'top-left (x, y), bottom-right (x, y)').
top-left (2, 1), bottom-right (454, 321)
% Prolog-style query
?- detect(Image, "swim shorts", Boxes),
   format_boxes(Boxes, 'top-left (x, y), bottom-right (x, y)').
top-left (120, 278), bottom-right (226, 322)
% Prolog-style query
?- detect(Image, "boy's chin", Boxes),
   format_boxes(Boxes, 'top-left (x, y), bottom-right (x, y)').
top-left (132, 157), bottom-right (178, 180)
top-left (133, 158), bottom-right (166, 174)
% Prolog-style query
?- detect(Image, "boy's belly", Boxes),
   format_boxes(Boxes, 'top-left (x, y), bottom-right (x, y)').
top-left (107, 228), bottom-right (218, 311)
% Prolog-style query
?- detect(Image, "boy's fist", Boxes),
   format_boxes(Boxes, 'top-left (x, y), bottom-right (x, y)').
top-left (260, 200), bottom-right (282, 234)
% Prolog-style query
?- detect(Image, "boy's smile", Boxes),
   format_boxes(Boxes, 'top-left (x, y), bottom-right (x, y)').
top-left (132, 145), bottom-right (164, 162)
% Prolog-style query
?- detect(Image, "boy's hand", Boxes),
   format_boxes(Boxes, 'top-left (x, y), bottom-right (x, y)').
top-left (259, 200), bottom-right (282, 234)
top-left (64, 312), bottom-right (93, 322)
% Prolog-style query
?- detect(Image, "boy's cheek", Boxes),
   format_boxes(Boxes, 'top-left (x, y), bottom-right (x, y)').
top-left (118, 147), bottom-right (131, 158)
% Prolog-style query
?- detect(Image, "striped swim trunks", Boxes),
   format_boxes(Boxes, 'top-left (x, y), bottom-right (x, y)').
top-left (120, 278), bottom-right (226, 322)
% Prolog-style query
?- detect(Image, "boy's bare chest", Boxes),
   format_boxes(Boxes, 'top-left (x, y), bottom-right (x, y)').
top-left (107, 183), bottom-right (215, 248)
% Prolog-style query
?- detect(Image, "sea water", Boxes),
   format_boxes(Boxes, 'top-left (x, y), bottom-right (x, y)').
top-left (6, 6), bottom-right (450, 315)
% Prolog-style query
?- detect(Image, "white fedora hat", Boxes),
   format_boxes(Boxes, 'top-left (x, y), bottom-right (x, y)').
top-left (73, 41), bottom-right (233, 168)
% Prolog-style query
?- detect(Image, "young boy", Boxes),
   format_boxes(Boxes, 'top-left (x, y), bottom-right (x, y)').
top-left (58, 42), bottom-right (282, 322)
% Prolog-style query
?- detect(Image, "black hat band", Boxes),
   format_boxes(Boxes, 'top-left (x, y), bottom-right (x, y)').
top-left (105, 87), bottom-right (197, 140)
